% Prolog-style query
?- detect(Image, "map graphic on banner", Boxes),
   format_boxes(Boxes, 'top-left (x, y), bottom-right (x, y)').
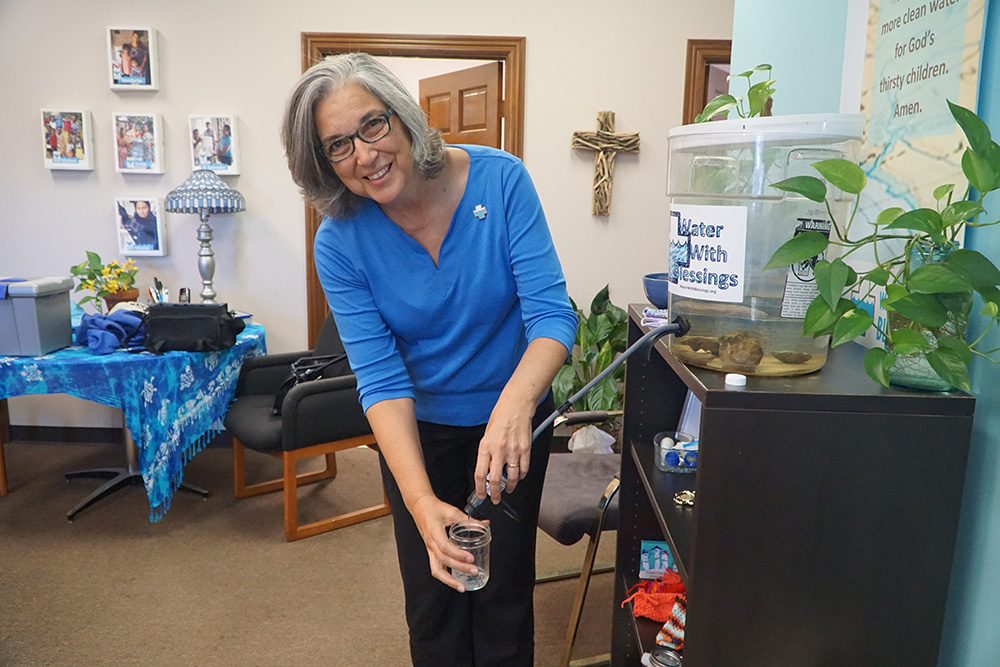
top-left (850, 0), bottom-right (985, 346)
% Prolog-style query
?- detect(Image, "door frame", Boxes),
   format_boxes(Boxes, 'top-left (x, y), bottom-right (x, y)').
top-left (300, 33), bottom-right (526, 344)
top-left (682, 39), bottom-right (732, 125)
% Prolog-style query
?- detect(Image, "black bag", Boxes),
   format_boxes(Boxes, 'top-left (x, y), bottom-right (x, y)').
top-left (141, 302), bottom-right (246, 354)
top-left (272, 353), bottom-right (348, 416)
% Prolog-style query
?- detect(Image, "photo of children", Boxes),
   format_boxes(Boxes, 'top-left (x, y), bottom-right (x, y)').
top-left (107, 28), bottom-right (157, 89)
top-left (41, 110), bottom-right (93, 170)
top-left (112, 113), bottom-right (163, 174)
top-left (116, 198), bottom-right (165, 257)
top-left (189, 115), bottom-right (240, 174)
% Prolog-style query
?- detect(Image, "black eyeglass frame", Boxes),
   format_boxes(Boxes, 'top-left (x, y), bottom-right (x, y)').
top-left (322, 109), bottom-right (395, 163)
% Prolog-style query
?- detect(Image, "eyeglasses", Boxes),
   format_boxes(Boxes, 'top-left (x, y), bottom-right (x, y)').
top-left (322, 109), bottom-right (394, 163)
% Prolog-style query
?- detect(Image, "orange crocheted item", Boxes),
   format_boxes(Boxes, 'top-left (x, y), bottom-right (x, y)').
top-left (621, 570), bottom-right (686, 623)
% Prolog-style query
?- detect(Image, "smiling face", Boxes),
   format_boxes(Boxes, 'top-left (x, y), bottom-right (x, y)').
top-left (313, 82), bottom-right (416, 213)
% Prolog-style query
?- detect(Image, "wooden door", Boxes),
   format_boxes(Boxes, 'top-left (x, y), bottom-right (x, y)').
top-left (419, 62), bottom-right (503, 148)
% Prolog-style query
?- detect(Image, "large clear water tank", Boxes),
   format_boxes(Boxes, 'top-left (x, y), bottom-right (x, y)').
top-left (665, 113), bottom-right (864, 376)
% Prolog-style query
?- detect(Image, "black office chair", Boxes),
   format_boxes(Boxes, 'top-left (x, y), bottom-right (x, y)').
top-left (537, 412), bottom-right (621, 667)
top-left (223, 314), bottom-right (390, 541)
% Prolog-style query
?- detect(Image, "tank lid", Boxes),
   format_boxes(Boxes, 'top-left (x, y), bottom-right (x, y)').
top-left (669, 112), bottom-right (866, 141)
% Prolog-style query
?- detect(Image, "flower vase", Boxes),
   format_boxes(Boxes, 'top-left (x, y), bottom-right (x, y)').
top-left (103, 288), bottom-right (140, 313)
top-left (886, 244), bottom-right (970, 391)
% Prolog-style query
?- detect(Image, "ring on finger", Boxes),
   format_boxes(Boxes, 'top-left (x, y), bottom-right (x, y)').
top-left (506, 462), bottom-right (519, 470)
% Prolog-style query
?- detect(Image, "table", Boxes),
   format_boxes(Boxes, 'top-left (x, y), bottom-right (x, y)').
top-left (0, 324), bottom-right (266, 520)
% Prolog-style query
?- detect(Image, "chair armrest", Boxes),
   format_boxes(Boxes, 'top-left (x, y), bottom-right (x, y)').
top-left (281, 375), bottom-right (372, 450)
top-left (235, 350), bottom-right (312, 396)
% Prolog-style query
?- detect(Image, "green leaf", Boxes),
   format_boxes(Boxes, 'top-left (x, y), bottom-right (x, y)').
top-left (864, 267), bottom-right (891, 286)
top-left (926, 347), bottom-right (971, 392)
top-left (876, 207), bottom-right (905, 225)
top-left (887, 293), bottom-right (949, 327)
top-left (884, 284), bottom-right (910, 305)
top-left (831, 308), bottom-right (873, 347)
top-left (86, 251), bottom-right (103, 268)
top-left (885, 208), bottom-right (943, 236)
top-left (815, 258), bottom-right (852, 309)
top-left (696, 94), bottom-right (738, 123)
top-left (776, 172), bottom-right (817, 199)
top-left (948, 100), bottom-right (992, 153)
top-left (941, 200), bottom-right (985, 229)
top-left (590, 284), bottom-right (611, 315)
top-left (747, 80), bottom-right (776, 117)
top-left (933, 184), bottom-right (956, 201)
top-left (552, 364), bottom-right (580, 406)
top-left (889, 327), bottom-right (930, 354)
top-left (863, 347), bottom-right (893, 387)
top-left (962, 148), bottom-right (997, 193)
top-left (729, 63), bottom-right (772, 80)
top-left (812, 159), bottom-right (867, 194)
top-left (764, 231), bottom-right (830, 271)
top-left (907, 264), bottom-right (973, 294)
top-left (586, 375), bottom-right (620, 412)
top-left (772, 175), bottom-right (827, 202)
top-left (803, 297), bottom-right (854, 337)
top-left (945, 249), bottom-right (1000, 288)
top-left (937, 336), bottom-right (972, 364)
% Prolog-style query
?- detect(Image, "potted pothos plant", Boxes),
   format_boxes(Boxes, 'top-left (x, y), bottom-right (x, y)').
top-left (764, 100), bottom-right (1000, 392)
top-left (695, 63), bottom-right (775, 123)
top-left (553, 285), bottom-right (628, 414)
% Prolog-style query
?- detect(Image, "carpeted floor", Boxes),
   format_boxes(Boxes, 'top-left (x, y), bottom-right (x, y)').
top-left (0, 439), bottom-right (614, 667)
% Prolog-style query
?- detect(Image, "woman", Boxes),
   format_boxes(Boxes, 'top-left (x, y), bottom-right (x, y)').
top-left (281, 53), bottom-right (576, 667)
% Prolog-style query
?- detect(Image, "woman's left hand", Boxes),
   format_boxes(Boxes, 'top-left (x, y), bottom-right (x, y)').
top-left (475, 394), bottom-right (534, 503)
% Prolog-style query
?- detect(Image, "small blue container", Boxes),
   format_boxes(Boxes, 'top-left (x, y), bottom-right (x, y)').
top-left (643, 273), bottom-right (672, 309)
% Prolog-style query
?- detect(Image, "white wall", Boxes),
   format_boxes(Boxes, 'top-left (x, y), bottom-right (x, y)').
top-left (0, 0), bottom-right (734, 427)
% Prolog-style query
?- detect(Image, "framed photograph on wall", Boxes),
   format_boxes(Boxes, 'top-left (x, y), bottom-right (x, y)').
top-left (112, 112), bottom-right (163, 174)
top-left (189, 114), bottom-right (240, 174)
top-left (107, 27), bottom-right (158, 90)
top-left (116, 197), bottom-right (166, 256)
top-left (41, 109), bottom-right (94, 170)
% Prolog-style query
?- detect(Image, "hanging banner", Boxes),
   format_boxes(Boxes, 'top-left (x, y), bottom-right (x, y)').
top-left (850, 0), bottom-right (985, 346)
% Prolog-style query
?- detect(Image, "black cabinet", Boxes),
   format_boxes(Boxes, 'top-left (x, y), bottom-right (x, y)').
top-left (612, 305), bottom-right (975, 667)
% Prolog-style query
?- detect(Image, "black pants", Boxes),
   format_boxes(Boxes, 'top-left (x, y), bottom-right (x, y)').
top-left (378, 394), bottom-right (554, 667)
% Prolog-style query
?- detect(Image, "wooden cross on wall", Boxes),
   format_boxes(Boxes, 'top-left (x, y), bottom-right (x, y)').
top-left (572, 111), bottom-right (640, 216)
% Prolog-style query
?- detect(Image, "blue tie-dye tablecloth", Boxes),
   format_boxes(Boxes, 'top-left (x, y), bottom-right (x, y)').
top-left (0, 324), bottom-right (266, 521)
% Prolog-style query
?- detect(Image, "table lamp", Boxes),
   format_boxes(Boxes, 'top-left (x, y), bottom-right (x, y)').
top-left (164, 169), bottom-right (245, 303)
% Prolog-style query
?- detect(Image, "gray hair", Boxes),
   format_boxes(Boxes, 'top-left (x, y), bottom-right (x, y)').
top-left (280, 52), bottom-right (446, 219)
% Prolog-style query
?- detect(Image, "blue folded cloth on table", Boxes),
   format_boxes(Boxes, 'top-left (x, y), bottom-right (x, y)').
top-left (74, 310), bottom-right (145, 355)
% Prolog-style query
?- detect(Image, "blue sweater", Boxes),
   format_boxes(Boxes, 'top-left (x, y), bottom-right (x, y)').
top-left (314, 145), bottom-right (577, 426)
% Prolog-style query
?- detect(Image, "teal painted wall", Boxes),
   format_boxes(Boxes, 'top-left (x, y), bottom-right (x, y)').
top-left (939, 4), bottom-right (1000, 664)
top-left (729, 0), bottom-right (849, 114)
top-left (730, 1), bottom-right (1000, 664)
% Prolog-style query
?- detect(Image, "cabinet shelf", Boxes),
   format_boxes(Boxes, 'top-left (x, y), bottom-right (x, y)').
top-left (629, 439), bottom-right (696, 585)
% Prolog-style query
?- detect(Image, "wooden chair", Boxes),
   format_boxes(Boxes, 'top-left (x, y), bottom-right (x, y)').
top-left (224, 315), bottom-right (390, 541)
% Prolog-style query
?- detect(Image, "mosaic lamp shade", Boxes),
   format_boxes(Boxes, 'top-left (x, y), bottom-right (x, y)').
top-left (164, 169), bottom-right (245, 303)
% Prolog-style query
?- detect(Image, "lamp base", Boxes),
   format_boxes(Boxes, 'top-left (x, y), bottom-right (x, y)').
top-left (197, 216), bottom-right (217, 303)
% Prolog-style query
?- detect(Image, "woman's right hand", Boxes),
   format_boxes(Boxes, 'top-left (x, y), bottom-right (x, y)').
top-left (409, 494), bottom-right (479, 592)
